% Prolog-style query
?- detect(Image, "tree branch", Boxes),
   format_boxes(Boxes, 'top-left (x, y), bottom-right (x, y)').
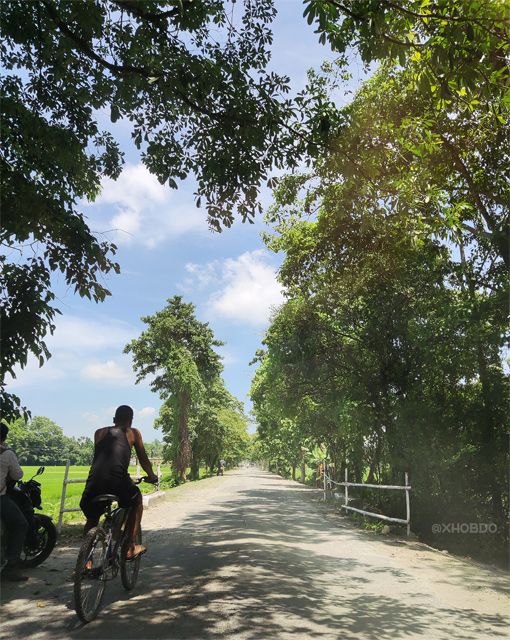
top-left (441, 135), bottom-right (509, 267)
top-left (39, 0), bottom-right (257, 128)
top-left (40, 0), bottom-right (148, 76)
top-left (110, 0), bottom-right (187, 22)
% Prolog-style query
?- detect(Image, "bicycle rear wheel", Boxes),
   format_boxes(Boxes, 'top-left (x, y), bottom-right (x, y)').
top-left (74, 527), bottom-right (107, 623)
top-left (120, 525), bottom-right (142, 590)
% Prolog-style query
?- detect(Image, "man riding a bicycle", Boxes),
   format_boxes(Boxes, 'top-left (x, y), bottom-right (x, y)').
top-left (80, 405), bottom-right (158, 561)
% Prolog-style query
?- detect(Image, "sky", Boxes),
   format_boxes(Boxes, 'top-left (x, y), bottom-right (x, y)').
top-left (6, 1), bottom-right (365, 442)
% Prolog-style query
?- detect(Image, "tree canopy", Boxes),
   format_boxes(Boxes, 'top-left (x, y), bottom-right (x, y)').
top-left (2, 0), bottom-right (508, 420)
top-left (305, 0), bottom-right (509, 111)
top-left (5, 415), bottom-right (95, 466)
top-left (1, 0), bottom-right (293, 419)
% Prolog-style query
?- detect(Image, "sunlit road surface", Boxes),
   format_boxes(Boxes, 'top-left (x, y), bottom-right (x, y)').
top-left (1, 467), bottom-right (509, 639)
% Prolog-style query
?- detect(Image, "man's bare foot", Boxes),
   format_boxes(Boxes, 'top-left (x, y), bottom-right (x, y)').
top-left (125, 544), bottom-right (147, 561)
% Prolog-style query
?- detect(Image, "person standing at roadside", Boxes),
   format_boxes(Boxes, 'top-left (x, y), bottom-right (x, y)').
top-left (79, 406), bottom-right (158, 560)
top-left (0, 422), bottom-right (29, 581)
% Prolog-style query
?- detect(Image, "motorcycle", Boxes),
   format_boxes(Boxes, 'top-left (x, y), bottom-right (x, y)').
top-left (1, 466), bottom-right (57, 569)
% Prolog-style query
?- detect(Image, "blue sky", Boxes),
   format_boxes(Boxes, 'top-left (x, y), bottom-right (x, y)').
top-left (7, 1), bottom-right (364, 442)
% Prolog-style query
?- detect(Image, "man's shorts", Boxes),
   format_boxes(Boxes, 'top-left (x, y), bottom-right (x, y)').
top-left (80, 480), bottom-right (141, 520)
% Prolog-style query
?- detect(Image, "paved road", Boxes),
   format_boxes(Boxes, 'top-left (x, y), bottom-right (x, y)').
top-left (1, 468), bottom-right (509, 639)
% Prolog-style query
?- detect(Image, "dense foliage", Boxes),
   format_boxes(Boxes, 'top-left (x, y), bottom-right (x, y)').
top-left (3, 416), bottom-right (95, 466)
top-left (251, 5), bottom-right (509, 563)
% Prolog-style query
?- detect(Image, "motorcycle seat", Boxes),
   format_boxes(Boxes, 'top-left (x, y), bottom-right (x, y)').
top-left (91, 494), bottom-right (120, 504)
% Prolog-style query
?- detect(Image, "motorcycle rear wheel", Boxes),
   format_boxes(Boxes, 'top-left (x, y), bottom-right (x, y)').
top-left (19, 520), bottom-right (57, 568)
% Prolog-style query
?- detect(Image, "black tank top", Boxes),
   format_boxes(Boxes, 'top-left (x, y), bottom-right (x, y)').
top-left (85, 427), bottom-right (132, 493)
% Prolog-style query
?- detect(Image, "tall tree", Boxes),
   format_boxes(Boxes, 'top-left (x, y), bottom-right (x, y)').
top-left (189, 382), bottom-right (249, 477)
top-left (156, 377), bottom-right (249, 479)
top-left (124, 295), bottom-right (224, 482)
top-left (256, 229), bottom-right (509, 557)
top-left (269, 58), bottom-right (508, 272)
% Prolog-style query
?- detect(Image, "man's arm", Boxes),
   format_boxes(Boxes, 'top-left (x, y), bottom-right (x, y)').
top-left (6, 450), bottom-right (24, 482)
top-left (132, 429), bottom-right (158, 483)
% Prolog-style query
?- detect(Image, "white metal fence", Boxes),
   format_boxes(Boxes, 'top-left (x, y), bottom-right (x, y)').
top-left (323, 464), bottom-right (411, 536)
top-left (57, 459), bottom-right (162, 534)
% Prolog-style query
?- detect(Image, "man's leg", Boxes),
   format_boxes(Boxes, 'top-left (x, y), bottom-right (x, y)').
top-left (0, 494), bottom-right (29, 581)
top-left (83, 516), bottom-right (100, 536)
top-left (8, 486), bottom-right (35, 540)
top-left (79, 492), bottom-right (102, 537)
top-left (125, 492), bottom-right (145, 559)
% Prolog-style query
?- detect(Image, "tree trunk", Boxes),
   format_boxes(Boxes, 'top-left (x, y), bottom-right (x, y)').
top-left (366, 434), bottom-right (382, 484)
top-left (176, 393), bottom-right (190, 482)
top-left (300, 447), bottom-right (306, 484)
top-left (190, 452), bottom-right (199, 481)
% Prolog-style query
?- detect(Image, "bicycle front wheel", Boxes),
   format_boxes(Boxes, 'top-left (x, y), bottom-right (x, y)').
top-left (74, 527), bottom-right (107, 623)
top-left (120, 525), bottom-right (142, 590)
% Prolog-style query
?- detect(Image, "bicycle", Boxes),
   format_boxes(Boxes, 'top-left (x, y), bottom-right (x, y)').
top-left (73, 478), bottom-right (148, 623)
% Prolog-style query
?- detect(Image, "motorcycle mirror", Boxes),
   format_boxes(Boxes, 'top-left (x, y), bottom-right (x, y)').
top-left (36, 466), bottom-right (45, 476)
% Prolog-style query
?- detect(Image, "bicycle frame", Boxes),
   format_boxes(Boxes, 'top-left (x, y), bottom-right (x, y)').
top-left (91, 503), bottom-right (131, 580)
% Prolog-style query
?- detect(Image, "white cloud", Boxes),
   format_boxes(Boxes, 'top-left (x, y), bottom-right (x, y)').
top-left (82, 408), bottom-right (116, 429)
top-left (178, 261), bottom-right (219, 293)
top-left (109, 209), bottom-right (141, 238)
top-left (47, 316), bottom-right (135, 353)
top-left (136, 407), bottom-right (156, 420)
top-left (185, 250), bottom-right (285, 325)
top-left (97, 163), bottom-right (167, 211)
top-left (81, 359), bottom-right (134, 384)
top-left (5, 315), bottom-right (138, 389)
top-left (84, 163), bottom-right (207, 247)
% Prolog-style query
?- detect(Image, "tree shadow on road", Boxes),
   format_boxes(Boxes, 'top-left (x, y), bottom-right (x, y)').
top-left (1, 470), bottom-right (508, 640)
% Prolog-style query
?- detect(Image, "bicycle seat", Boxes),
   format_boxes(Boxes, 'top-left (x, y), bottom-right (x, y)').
top-left (91, 494), bottom-right (121, 504)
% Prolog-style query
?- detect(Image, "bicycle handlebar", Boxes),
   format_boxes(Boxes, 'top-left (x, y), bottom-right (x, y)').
top-left (134, 476), bottom-right (159, 485)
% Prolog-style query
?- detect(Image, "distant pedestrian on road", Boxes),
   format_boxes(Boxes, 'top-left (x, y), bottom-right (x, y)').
top-left (79, 406), bottom-right (158, 560)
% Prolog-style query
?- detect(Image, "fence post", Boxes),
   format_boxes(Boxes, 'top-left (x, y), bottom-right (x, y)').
top-left (405, 472), bottom-right (411, 537)
top-left (57, 460), bottom-right (71, 534)
top-left (345, 468), bottom-right (349, 509)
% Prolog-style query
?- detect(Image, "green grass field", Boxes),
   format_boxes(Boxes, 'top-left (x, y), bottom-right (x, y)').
top-left (21, 465), bottom-right (213, 527)
top-left (23, 466), bottom-right (162, 526)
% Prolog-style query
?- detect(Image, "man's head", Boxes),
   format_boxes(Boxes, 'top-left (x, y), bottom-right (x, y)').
top-left (113, 405), bottom-right (134, 426)
top-left (0, 422), bottom-right (9, 443)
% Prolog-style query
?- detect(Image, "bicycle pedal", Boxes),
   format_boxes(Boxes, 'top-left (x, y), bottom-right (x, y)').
top-left (82, 567), bottom-right (103, 579)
